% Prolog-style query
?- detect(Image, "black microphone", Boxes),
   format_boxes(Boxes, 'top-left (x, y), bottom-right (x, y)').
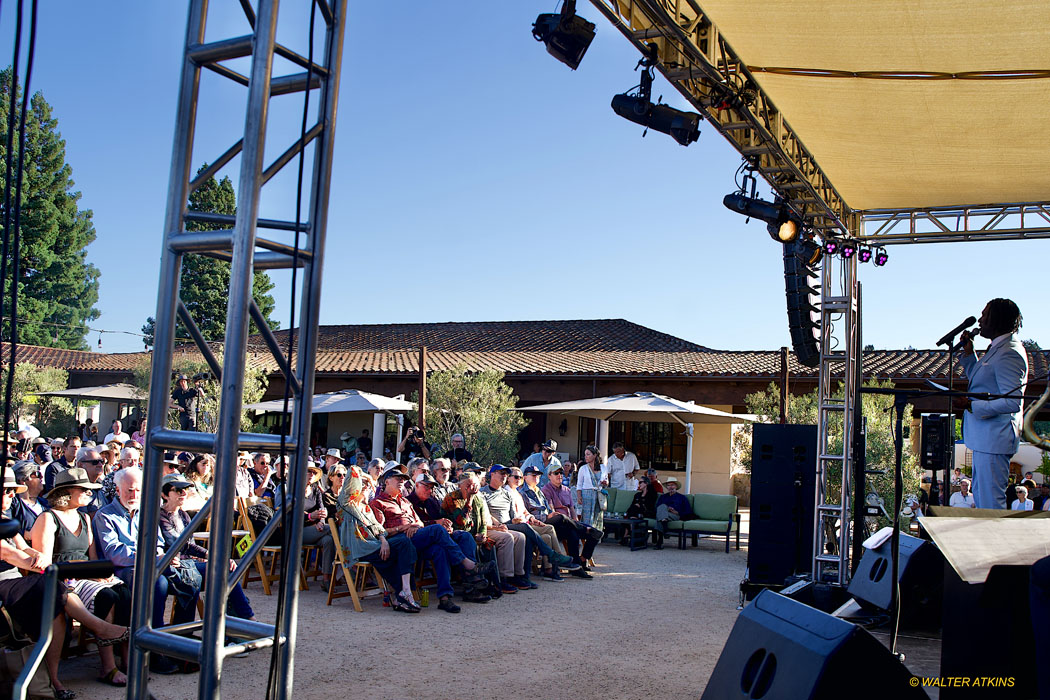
top-left (936, 316), bottom-right (977, 347)
top-left (952, 328), bottom-right (978, 352)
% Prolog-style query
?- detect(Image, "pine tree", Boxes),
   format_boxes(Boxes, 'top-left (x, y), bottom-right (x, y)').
top-left (141, 165), bottom-right (278, 347)
top-left (0, 68), bottom-right (100, 349)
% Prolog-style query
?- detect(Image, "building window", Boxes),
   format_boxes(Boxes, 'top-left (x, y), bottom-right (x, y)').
top-left (577, 418), bottom-right (687, 471)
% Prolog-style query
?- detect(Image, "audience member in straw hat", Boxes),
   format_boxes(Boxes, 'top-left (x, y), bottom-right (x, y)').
top-left (32, 467), bottom-right (132, 689)
top-left (337, 465), bottom-right (420, 613)
top-left (161, 451), bottom-right (182, 478)
top-left (158, 473), bottom-right (255, 620)
top-left (1, 471), bottom-right (130, 697)
top-left (323, 448), bottom-right (342, 473)
top-left (654, 477), bottom-right (696, 546)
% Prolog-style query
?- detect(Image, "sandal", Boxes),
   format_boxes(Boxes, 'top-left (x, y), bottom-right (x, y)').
top-left (97, 667), bottom-right (127, 687)
top-left (395, 592), bottom-right (421, 612)
top-left (97, 628), bottom-right (130, 647)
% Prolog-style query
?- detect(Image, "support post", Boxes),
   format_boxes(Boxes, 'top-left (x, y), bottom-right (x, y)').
top-left (779, 346), bottom-right (789, 424)
top-left (371, 412), bottom-right (385, 461)
top-left (597, 419), bottom-right (610, 462)
top-left (418, 346), bottom-right (427, 432)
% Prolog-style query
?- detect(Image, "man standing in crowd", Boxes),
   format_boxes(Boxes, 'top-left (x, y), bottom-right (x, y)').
top-left (356, 429), bottom-right (372, 458)
top-left (521, 439), bottom-right (560, 486)
top-left (170, 374), bottom-right (203, 431)
top-left (398, 425), bottom-right (431, 461)
top-left (442, 433), bottom-right (473, 464)
top-left (103, 419), bottom-right (131, 445)
top-left (954, 298), bottom-right (1028, 509)
top-left (603, 442), bottom-right (640, 490)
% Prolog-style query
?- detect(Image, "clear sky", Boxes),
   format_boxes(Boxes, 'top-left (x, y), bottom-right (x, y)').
top-left (2, 2), bottom-right (1047, 356)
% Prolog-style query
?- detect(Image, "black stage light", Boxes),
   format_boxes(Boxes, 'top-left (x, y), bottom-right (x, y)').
top-left (840, 240), bottom-right (857, 259)
top-left (874, 247), bottom-right (889, 267)
top-left (533, 1), bottom-right (595, 71)
top-left (611, 94), bottom-right (701, 146)
top-left (823, 238), bottom-right (839, 256)
top-left (858, 246), bottom-right (873, 263)
top-left (723, 193), bottom-right (802, 242)
top-left (797, 237), bottom-right (823, 265)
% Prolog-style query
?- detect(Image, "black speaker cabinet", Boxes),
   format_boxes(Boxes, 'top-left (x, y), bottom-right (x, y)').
top-left (701, 590), bottom-right (926, 700)
top-left (847, 532), bottom-right (943, 628)
top-left (748, 424), bottom-right (817, 585)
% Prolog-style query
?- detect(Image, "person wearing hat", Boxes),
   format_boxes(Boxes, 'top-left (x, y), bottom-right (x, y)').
top-left (520, 438), bottom-right (561, 487)
top-left (407, 473), bottom-right (492, 604)
top-left (337, 465), bottom-right (419, 612)
top-left (31, 467), bottom-right (132, 689)
top-left (654, 477), bottom-right (696, 546)
top-left (430, 458), bottom-right (457, 502)
top-left (339, 430), bottom-right (359, 457)
top-left (324, 447), bottom-right (343, 472)
top-left (539, 464), bottom-right (602, 573)
top-left (158, 473), bottom-right (255, 621)
top-left (170, 374), bottom-right (204, 431)
top-left (31, 441), bottom-right (51, 467)
top-left (504, 465), bottom-right (574, 581)
top-left (7, 460), bottom-right (47, 536)
top-left (373, 467), bottom-right (488, 613)
top-left (1, 471), bottom-right (131, 695)
top-left (520, 465), bottom-right (597, 577)
top-left (161, 451), bottom-right (182, 478)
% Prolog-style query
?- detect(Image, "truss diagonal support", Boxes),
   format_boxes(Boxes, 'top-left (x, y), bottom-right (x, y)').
top-left (128, 2), bottom-right (346, 699)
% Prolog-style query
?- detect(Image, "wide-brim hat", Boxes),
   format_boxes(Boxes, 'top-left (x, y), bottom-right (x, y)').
top-left (339, 432), bottom-right (353, 441)
top-left (664, 478), bottom-right (681, 489)
top-left (46, 467), bottom-right (102, 498)
top-left (3, 470), bottom-right (27, 493)
top-left (162, 452), bottom-right (180, 466)
top-left (31, 437), bottom-right (47, 446)
top-left (325, 448), bottom-right (341, 459)
top-left (541, 439), bottom-right (557, 451)
top-left (307, 465), bottom-right (324, 484)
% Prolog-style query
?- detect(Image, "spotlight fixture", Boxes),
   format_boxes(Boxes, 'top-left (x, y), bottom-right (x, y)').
top-left (722, 193), bottom-right (803, 242)
top-left (532, 1), bottom-right (595, 71)
top-left (611, 49), bottom-right (701, 146)
top-left (858, 246), bottom-right (873, 263)
top-left (822, 238), bottom-right (839, 256)
top-left (796, 237), bottom-right (823, 265)
top-left (840, 240), bottom-right (857, 259)
top-left (874, 247), bottom-right (889, 267)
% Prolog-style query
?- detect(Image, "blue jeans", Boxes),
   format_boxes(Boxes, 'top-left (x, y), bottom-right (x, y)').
top-left (191, 562), bottom-right (254, 619)
top-left (118, 567), bottom-right (199, 629)
top-left (360, 533), bottom-right (416, 588)
top-left (410, 524), bottom-right (468, 599)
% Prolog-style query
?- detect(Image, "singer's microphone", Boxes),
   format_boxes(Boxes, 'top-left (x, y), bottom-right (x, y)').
top-left (952, 328), bottom-right (978, 352)
top-left (936, 316), bottom-right (977, 347)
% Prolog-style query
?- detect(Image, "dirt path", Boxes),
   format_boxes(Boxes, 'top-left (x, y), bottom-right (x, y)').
top-left (59, 535), bottom-right (749, 700)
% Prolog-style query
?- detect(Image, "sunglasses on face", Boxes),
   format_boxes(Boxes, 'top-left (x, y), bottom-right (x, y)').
top-left (81, 459), bottom-right (105, 466)
top-left (3, 488), bottom-right (17, 495)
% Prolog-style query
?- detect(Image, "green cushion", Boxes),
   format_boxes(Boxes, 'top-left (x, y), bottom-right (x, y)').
top-left (679, 519), bottom-right (734, 533)
top-left (691, 494), bottom-right (737, 521)
top-left (605, 488), bottom-right (634, 514)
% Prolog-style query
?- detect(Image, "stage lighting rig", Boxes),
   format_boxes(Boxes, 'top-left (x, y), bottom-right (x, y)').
top-left (610, 47), bottom-right (701, 146)
top-left (722, 192), bottom-right (803, 243)
top-left (840, 240), bottom-right (857, 259)
top-left (532, 1), bottom-right (595, 70)
top-left (858, 246), bottom-right (873, 263)
top-left (874, 247), bottom-right (889, 266)
top-left (822, 238), bottom-right (839, 256)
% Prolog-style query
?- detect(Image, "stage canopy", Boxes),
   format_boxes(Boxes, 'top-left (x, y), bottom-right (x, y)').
top-left (245, 389), bottom-right (414, 415)
top-left (699, 1), bottom-right (1050, 210)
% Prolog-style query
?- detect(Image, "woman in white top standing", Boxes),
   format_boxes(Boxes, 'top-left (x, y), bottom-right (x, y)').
top-left (575, 446), bottom-right (605, 531)
top-left (1011, 484), bottom-right (1034, 510)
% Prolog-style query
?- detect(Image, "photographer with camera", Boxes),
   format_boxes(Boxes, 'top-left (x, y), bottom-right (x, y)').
top-left (397, 424), bottom-right (431, 461)
top-left (169, 373), bottom-right (205, 431)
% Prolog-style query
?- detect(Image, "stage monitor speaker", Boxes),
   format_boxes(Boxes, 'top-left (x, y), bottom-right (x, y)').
top-left (846, 532), bottom-right (943, 628)
top-left (701, 590), bottom-right (925, 700)
top-left (748, 424), bottom-right (817, 586)
top-left (919, 413), bottom-right (951, 472)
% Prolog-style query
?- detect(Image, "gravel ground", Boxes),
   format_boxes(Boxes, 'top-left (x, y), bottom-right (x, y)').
top-left (55, 530), bottom-right (750, 700)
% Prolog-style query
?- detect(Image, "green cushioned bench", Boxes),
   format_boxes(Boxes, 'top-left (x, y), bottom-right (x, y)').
top-left (665, 493), bottom-right (741, 553)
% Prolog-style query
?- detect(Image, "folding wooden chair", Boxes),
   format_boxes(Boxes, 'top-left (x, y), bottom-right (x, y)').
top-left (326, 519), bottom-right (385, 611)
top-left (237, 497), bottom-right (282, 595)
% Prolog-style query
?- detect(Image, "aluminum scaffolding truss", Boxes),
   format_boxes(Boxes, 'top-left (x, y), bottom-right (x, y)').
top-left (858, 201), bottom-right (1050, 245)
top-left (128, 2), bottom-right (346, 699)
top-left (812, 251), bottom-right (859, 585)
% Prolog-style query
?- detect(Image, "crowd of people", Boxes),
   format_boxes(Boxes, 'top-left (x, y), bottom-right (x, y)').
top-left (2, 419), bottom-right (706, 697)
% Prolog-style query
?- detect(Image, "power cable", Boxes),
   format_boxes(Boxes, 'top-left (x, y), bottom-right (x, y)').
top-left (1, 0), bottom-right (36, 494)
top-left (266, 5), bottom-right (315, 696)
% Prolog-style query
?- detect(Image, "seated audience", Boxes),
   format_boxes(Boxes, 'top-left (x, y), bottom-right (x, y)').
top-left (337, 465), bottom-right (419, 613)
top-left (443, 472), bottom-right (523, 596)
top-left (182, 453), bottom-right (211, 512)
top-left (158, 473), bottom-right (254, 620)
top-left (1011, 484), bottom-right (1034, 511)
top-left (75, 445), bottom-right (110, 515)
top-left (626, 476), bottom-right (657, 521)
top-left (430, 458), bottom-right (457, 502)
top-left (654, 477), bottom-right (695, 548)
top-left (504, 465), bottom-right (573, 581)
top-left (8, 460), bottom-right (47, 536)
top-left (949, 478), bottom-right (976, 508)
top-left (527, 465), bottom-right (598, 577)
top-left (373, 468), bottom-right (486, 612)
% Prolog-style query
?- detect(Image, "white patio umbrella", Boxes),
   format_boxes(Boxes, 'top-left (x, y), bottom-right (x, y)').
top-left (245, 389), bottom-right (414, 414)
top-left (517, 392), bottom-right (751, 491)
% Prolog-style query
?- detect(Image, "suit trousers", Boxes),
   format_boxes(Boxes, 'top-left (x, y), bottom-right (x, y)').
top-left (971, 450), bottom-right (1010, 509)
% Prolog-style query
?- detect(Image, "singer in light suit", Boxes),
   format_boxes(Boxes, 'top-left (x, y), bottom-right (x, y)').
top-left (953, 298), bottom-right (1028, 509)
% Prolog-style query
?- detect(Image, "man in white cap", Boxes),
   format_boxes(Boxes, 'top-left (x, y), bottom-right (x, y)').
top-left (323, 448), bottom-right (342, 473)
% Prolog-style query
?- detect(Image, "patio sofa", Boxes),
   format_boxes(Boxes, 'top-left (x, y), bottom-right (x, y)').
top-left (604, 488), bottom-right (740, 553)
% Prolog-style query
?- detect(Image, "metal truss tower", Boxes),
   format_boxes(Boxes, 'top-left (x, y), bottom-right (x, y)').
top-left (127, 2), bottom-right (346, 699)
top-left (812, 249), bottom-right (859, 585)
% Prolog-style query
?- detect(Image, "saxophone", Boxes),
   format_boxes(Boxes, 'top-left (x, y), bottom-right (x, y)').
top-left (1022, 374), bottom-right (1050, 451)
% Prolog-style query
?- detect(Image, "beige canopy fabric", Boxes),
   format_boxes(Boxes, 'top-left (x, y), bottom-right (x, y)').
top-left (517, 392), bottom-right (751, 425)
top-left (37, 383), bottom-right (146, 401)
top-left (698, 1), bottom-right (1050, 210)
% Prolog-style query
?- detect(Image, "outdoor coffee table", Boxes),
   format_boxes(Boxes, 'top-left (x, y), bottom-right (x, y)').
top-left (603, 516), bottom-right (648, 551)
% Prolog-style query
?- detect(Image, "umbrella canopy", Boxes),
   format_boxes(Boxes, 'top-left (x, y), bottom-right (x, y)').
top-left (517, 392), bottom-right (751, 425)
top-left (36, 383), bottom-right (147, 402)
top-left (245, 389), bottom-right (414, 415)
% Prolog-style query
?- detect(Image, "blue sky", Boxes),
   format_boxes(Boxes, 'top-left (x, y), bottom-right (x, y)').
top-left (2, 2), bottom-right (1047, 356)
